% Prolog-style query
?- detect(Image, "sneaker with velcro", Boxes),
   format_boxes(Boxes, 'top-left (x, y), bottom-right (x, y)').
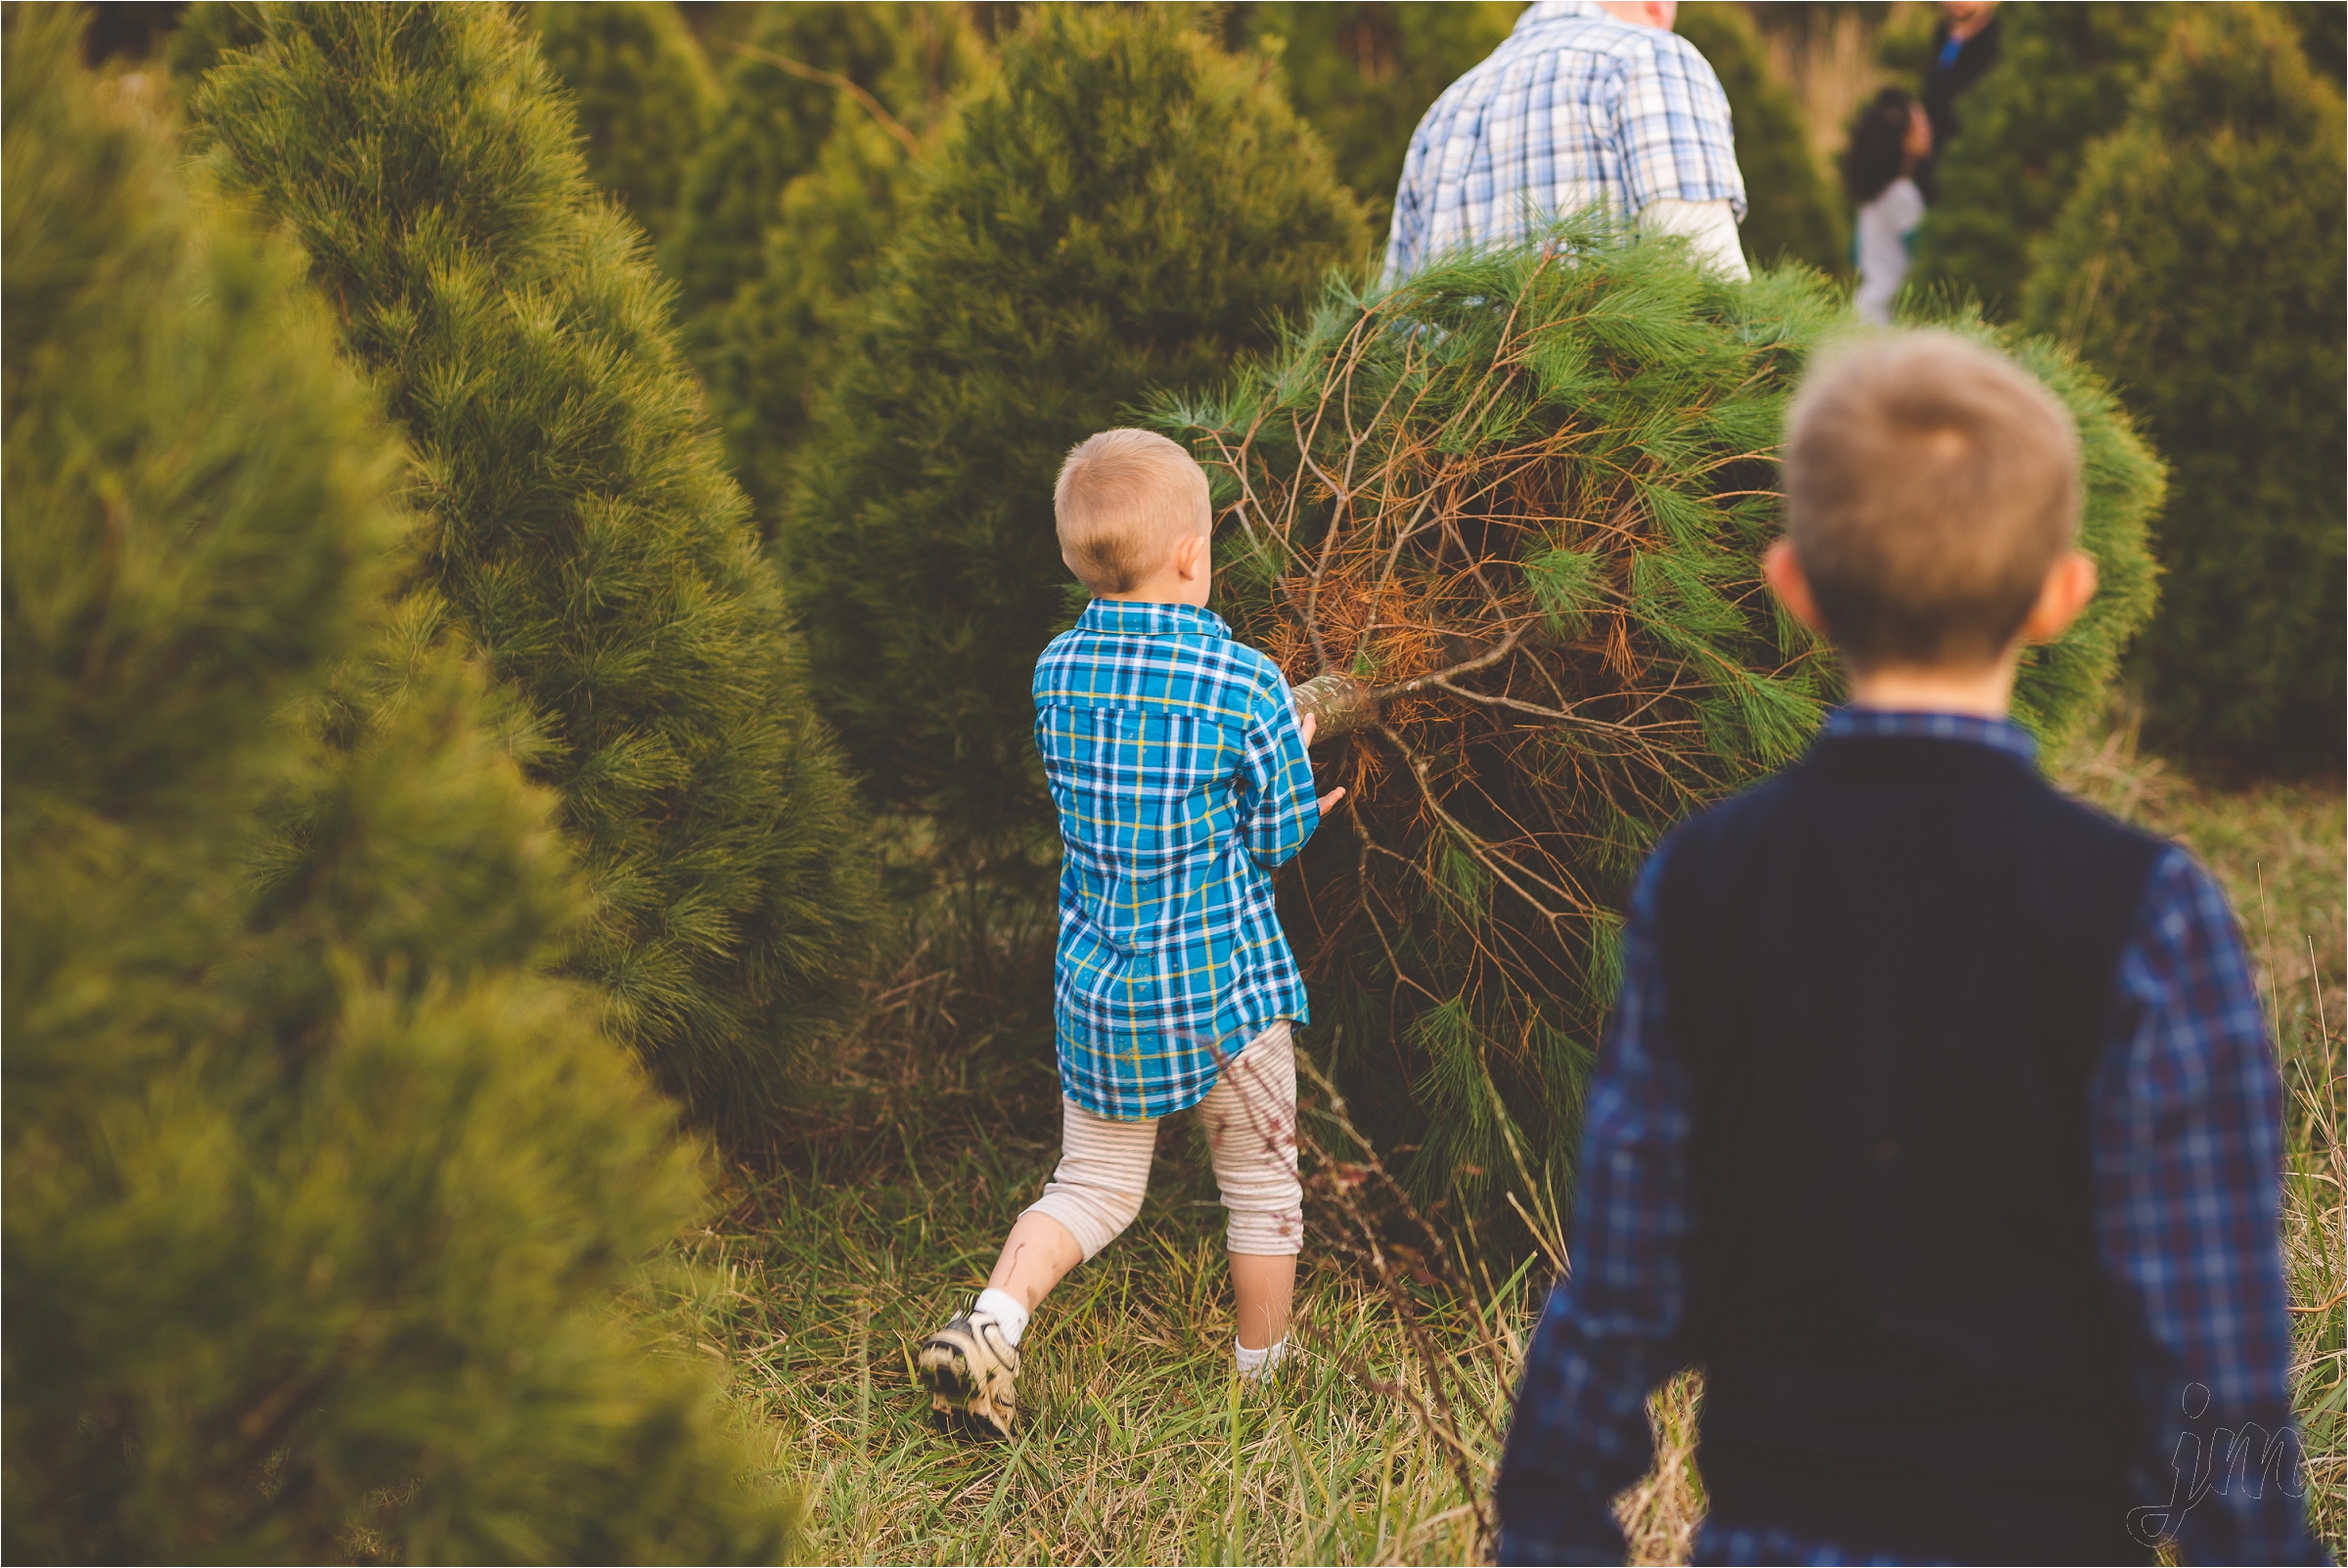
top-left (917, 1308), bottom-right (1019, 1440)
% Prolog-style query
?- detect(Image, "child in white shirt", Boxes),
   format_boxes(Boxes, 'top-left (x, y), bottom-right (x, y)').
top-left (1844, 88), bottom-right (1933, 327)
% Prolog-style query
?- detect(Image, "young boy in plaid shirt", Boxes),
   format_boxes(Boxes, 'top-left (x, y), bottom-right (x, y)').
top-left (918, 428), bottom-right (1343, 1440)
top-left (1496, 333), bottom-right (2323, 1563)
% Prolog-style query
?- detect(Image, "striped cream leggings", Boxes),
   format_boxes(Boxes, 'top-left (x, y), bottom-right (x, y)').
top-left (1025, 1021), bottom-right (1303, 1259)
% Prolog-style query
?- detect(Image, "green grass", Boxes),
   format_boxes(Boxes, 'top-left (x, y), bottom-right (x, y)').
top-left (676, 725), bottom-right (2343, 1565)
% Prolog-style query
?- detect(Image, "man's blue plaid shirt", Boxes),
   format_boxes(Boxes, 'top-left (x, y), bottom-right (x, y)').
top-left (1383, 0), bottom-right (1746, 279)
top-left (1497, 710), bottom-right (2322, 1566)
top-left (1034, 600), bottom-right (1321, 1121)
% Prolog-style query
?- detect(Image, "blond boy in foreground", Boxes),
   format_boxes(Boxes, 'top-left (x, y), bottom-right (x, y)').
top-left (1495, 333), bottom-right (2322, 1564)
top-left (917, 429), bottom-right (1342, 1439)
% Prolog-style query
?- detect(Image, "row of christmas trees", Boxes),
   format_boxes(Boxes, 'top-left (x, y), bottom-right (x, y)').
top-left (515, 2), bottom-right (1848, 523)
top-left (6, 1), bottom-right (2333, 1555)
top-left (510, 0), bottom-right (2336, 786)
top-left (519, 0), bottom-right (2326, 1194)
top-left (1910, 1), bottom-right (2344, 768)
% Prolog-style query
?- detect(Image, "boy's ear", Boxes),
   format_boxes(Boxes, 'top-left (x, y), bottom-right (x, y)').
top-left (1763, 539), bottom-right (1829, 637)
top-left (2020, 548), bottom-right (2098, 645)
top-left (1172, 528), bottom-right (1209, 579)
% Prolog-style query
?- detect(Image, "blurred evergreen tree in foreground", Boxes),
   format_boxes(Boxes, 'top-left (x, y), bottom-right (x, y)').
top-left (1909, 2), bottom-right (2177, 316)
top-left (788, 5), bottom-right (1371, 874)
top-left (1161, 234), bottom-right (2163, 1199)
top-left (1, 8), bottom-right (794, 1557)
top-left (2025, 3), bottom-right (2345, 770)
top-left (188, 2), bottom-right (879, 1143)
top-left (532, 0), bottom-right (719, 246)
top-left (2289, 0), bottom-right (2347, 82)
top-left (1676, 1), bottom-right (1848, 277)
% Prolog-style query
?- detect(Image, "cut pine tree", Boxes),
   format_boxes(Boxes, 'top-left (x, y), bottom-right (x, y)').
top-left (1160, 226), bottom-right (2164, 1200)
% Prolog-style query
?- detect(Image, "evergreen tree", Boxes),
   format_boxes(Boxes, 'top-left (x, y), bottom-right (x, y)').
top-left (2024, 4), bottom-right (2345, 769)
top-left (3, 10), bottom-right (792, 1558)
top-left (163, 1), bottom-right (268, 92)
top-left (1676, 1), bottom-right (1848, 277)
top-left (1874, 0), bottom-right (1944, 81)
top-left (700, 5), bottom-right (990, 526)
top-left (1909, 2), bottom-right (2179, 316)
top-left (2291, 1), bottom-right (2347, 82)
top-left (1233, 2), bottom-right (1522, 225)
top-left (788, 5), bottom-right (1372, 865)
top-left (710, 112), bottom-right (910, 527)
top-left (1161, 232), bottom-right (2163, 1198)
top-left (531, 1), bottom-right (719, 245)
top-left (662, 2), bottom-right (932, 372)
top-left (190, 4), bottom-right (879, 1141)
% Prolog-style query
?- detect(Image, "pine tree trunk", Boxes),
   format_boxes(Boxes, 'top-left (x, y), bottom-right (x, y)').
top-left (1290, 670), bottom-right (1377, 739)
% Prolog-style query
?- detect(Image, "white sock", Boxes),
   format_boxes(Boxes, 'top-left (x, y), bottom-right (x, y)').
top-left (974, 1286), bottom-right (1029, 1346)
top-left (1235, 1337), bottom-right (1287, 1379)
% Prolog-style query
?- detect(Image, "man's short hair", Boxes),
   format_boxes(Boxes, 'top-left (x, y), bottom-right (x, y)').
top-left (1784, 331), bottom-right (2081, 672)
top-left (1055, 428), bottom-right (1211, 596)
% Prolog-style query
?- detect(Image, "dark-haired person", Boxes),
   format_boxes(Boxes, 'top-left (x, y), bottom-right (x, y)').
top-left (1493, 332), bottom-right (2324, 1566)
top-left (1845, 87), bottom-right (1932, 325)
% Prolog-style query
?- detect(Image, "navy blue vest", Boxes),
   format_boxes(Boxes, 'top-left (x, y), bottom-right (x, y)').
top-left (1655, 732), bottom-right (2166, 1564)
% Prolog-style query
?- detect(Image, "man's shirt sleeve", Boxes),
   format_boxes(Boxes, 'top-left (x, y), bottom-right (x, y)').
top-left (1616, 34), bottom-right (1747, 222)
top-left (2095, 847), bottom-right (2323, 1564)
top-left (1235, 669), bottom-right (1320, 871)
top-left (1496, 846), bottom-right (1692, 1564)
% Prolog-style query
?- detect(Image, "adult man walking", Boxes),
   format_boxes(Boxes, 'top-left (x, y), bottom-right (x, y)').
top-left (1384, 0), bottom-right (1749, 282)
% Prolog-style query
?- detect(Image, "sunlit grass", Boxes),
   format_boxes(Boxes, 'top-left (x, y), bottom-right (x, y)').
top-left (674, 725), bottom-right (2340, 1565)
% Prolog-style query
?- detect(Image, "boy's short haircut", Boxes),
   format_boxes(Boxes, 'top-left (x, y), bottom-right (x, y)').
top-left (1784, 331), bottom-right (2081, 672)
top-left (1056, 428), bottom-right (1212, 596)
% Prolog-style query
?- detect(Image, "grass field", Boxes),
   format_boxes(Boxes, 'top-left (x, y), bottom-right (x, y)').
top-left (671, 723), bottom-right (2344, 1565)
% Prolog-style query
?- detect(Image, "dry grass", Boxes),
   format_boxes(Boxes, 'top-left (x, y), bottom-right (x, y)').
top-left (678, 1135), bottom-right (1521, 1562)
top-left (675, 724), bottom-right (2341, 1565)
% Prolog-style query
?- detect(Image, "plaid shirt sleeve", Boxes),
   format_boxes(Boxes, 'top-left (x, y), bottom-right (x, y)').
top-left (1495, 845), bottom-right (1690, 1565)
top-left (2098, 848), bottom-right (2323, 1564)
top-left (1237, 672), bottom-right (1319, 871)
top-left (1613, 32), bottom-right (1745, 219)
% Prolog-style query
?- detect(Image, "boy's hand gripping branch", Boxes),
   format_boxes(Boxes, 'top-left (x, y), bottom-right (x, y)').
top-left (1288, 626), bottom-right (1531, 747)
top-left (1293, 708), bottom-right (1347, 815)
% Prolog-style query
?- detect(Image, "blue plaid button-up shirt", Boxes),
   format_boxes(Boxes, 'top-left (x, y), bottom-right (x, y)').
top-left (1383, 0), bottom-right (1747, 279)
top-left (1034, 600), bottom-right (1321, 1121)
top-left (1497, 709), bottom-right (2322, 1566)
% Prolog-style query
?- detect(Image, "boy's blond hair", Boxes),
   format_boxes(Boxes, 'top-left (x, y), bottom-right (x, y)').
top-left (1784, 331), bottom-right (2081, 672)
top-left (1055, 428), bottom-right (1211, 596)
